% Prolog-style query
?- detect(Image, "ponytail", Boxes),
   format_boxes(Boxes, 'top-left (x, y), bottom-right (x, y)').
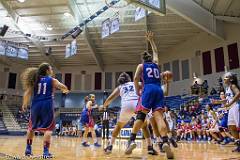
top-left (142, 51), bottom-right (153, 62)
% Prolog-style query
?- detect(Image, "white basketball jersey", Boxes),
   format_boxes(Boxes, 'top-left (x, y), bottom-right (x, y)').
top-left (225, 86), bottom-right (234, 104)
top-left (119, 82), bottom-right (139, 102)
top-left (164, 111), bottom-right (172, 123)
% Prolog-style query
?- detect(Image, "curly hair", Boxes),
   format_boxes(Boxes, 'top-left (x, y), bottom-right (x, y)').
top-left (20, 63), bottom-right (51, 91)
top-left (20, 67), bottom-right (38, 91)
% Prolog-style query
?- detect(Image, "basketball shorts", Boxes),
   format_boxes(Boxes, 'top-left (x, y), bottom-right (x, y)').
top-left (228, 101), bottom-right (240, 129)
top-left (208, 124), bottom-right (219, 132)
top-left (119, 100), bottom-right (138, 123)
top-left (81, 113), bottom-right (94, 128)
top-left (28, 99), bottom-right (55, 132)
top-left (139, 84), bottom-right (164, 112)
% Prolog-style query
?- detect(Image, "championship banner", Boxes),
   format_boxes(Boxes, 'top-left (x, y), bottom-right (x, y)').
top-left (110, 18), bottom-right (120, 34)
top-left (149, 0), bottom-right (161, 8)
top-left (0, 41), bottom-right (5, 55)
top-left (0, 40), bottom-right (29, 59)
top-left (18, 44), bottom-right (29, 60)
top-left (65, 44), bottom-right (71, 58)
top-left (102, 18), bottom-right (110, 39)
top-left (135, 7), bottom-right (146, 21)
top-left (70, 39), bottom-right (77, 56)
top-left (5, 45), bottom-right (18, 57)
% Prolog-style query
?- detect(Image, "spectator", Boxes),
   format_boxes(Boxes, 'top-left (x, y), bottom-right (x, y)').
top-left (210, 87), bottom-right (217, 95)
top-left (202, 80), bottom-right (209, 94)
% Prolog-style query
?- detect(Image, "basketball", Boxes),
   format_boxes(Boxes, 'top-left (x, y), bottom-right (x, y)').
top-left (163, 71), bottom-right (173, 81)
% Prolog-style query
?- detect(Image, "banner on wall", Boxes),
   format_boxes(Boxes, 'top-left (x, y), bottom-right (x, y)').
top-left (65, 39), bottom-right (77, 58)
top-left (0, 41), bottom-right (6, 55)
top-left (102, 18), bottom-right (110, 39)
top-left (110, 17), bottom-right (120, 34)
top-left (0, 40), bottom-right (29, 59)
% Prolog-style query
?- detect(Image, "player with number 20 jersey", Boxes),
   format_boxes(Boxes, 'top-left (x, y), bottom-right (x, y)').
top-left (141, 62), bottom-right (163, 111)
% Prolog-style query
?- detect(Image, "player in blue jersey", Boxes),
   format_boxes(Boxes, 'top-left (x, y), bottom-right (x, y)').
top-left (81, 94), bottom-right (101, 147)
top-left (125, 31), bottom-right (174, 159)
top-left (212, 91), bottom-right (234, 144)
top-left (21, 63), bottom-right (69, 158)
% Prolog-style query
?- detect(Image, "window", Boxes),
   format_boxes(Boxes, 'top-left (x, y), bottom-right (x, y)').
top-left (172, 60), bottom-right (180, 81)
top-left (65, 73), bottom-right (72, 90)
top-left (95, 72), bottom-right (102, 90)
top-left (163, 62), bottom-right (170, 71)
top-left (228, 43), bottom-right (239, 70)
top-left (202, 51), bottom-right (212, 75)
top-left (214, 47), bottom-right (225, 72)
top-left (105, 72), bottom-right (112, 90)
top-left (181, 59), bottom-right (190, 80)
top-left (8, 73), bottom-right (17, 89)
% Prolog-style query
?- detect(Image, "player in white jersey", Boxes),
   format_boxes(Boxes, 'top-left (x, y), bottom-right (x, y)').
top-left (103, 72), bottom-right (157, 155)
top-left (222, 72), bottom-right (240, 152)
top-left (163, 107), bottom-right (178, 148)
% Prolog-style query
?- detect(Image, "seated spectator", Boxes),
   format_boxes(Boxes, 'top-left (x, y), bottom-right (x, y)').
top-left (210, 87), bottom-right (217, 95)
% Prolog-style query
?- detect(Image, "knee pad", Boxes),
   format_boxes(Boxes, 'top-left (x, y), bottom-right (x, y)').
top-left (136, 112), bottom-right (146, 122)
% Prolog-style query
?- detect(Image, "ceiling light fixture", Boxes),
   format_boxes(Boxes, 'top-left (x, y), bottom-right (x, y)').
top-left (64, 12), bottom-right (72, 17)
top-left (17, 0), bottom-right (26, 3)
top-left (46, 25), bottom-right (53, 31)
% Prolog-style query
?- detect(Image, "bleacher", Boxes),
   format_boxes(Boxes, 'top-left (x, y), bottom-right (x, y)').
top-left (165, 95), bottom-right (198, 110)
top-left (0, 119), bottom-right (7, 134)
top-left (7, 105), bottom-right (29, 129)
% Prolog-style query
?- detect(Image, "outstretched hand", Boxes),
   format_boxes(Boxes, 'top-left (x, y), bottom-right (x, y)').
top-left (145, 31), bottom-right (154, 41)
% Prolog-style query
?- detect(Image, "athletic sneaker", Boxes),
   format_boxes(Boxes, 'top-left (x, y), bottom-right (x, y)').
top-left (25, 145), bottom-right (33, 156)
top-left (82, 142), bottom-right (90, 147)
top-left (162, 143), bottom-right (174, 159)
top-left (125, 140), bottom-right (137, 155)
top-left (147, 145), bottom-right (158, 155)
top-left (158, 142), bottom-right (164, 153)
top-left (104, 145), bottom-right (113, 154)
top-left (94, 142), bottom-right (101, 147)
top-left (169, 138), bottom-right (178, 148)
top-left (232, 141), bottom-right (240, 152)
top-left (43, 147), bottom-right (53, 159)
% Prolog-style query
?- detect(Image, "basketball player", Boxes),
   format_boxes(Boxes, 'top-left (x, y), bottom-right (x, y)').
top-left (81, 94), bottom-right (101, 147)
top-left (125, 31), bottom-right (174, 159)
top-left (21, 63), bottom-right (69, 157)
top-left (212, 91), bottom-right (235, 144)
top-left (222, 73), bottom-right (240, 152)
top-left (164, 106), bottom-right (178, 147)
top-left (103, 72), bottom-right (158, 155)
top-left (206, 105), bottom-right (221, 143)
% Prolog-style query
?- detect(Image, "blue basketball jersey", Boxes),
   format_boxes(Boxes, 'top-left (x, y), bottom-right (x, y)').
top-left (33, 76), bottom-right (53, 101)
top-left (142, 62), bottom-right (161, 85)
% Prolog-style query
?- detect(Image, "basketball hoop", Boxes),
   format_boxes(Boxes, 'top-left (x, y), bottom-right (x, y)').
top-left (104, 0), bottom-right (129, 9)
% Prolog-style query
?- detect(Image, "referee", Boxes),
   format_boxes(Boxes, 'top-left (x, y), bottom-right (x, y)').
top-left (102, 108), bottom-right (110, 140)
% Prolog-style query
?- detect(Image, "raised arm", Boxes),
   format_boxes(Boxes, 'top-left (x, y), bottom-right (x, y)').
top-left (146, 31), bottom-right (158, 64)
top-left (134, 64), bottom-right (143, 96)
top-left (103, 87), bottom-right (120, 109)
top-left (53, 78), bottom-right (69, 94)
top-left (22, 88), bottom-right (32, 111)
